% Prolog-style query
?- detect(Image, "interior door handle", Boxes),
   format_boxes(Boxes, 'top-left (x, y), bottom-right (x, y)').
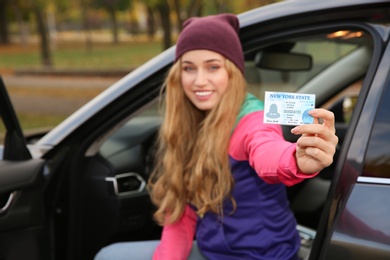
top-left (0, 191), bottom-right (16, 214)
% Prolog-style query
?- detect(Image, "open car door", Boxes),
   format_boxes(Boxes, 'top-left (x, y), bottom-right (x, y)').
top-left (0, 77), bottom-right (47, 260)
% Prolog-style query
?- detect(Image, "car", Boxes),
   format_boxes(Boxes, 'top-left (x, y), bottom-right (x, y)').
top-left (1, 0), bottom-right (390, 259)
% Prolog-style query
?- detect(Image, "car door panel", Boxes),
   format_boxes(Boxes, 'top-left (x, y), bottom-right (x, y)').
top-left (0, 226), bottom-right (47, 260)
top-left (311, 28), bottom-right (390, 260)
top-left (0, 160), bottom-right (45, 228)
top-left (73, 117), bottom-right (161, 259)
top-left (0, 160), bottom-right (46, 260)
top-left (268, 23), bottom-right (385, 232)
top-left (326, 180), bottom-right (390, 259)
top-left (0, 160), bottom-right (45, 195)
top-left (0, 77), bottom-right (47, 259)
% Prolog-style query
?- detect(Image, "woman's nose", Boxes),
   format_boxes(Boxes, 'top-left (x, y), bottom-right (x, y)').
top-left (194, 71), bottom-right (208, 87)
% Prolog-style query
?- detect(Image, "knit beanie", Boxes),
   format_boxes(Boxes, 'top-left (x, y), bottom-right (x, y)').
top-left (175, 13), bottom-right (245, 74)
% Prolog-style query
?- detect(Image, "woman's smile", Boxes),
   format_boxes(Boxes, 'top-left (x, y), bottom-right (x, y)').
top-left (181, 50), bottom-right (229, 111)
top-left (195, 90), bottom-right (213, 96)
top-left (194, 90), bottom-right (214, 101)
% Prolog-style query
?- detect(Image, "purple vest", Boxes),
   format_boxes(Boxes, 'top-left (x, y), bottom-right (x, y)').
top-left (196, 94), bottom-right (300, 259)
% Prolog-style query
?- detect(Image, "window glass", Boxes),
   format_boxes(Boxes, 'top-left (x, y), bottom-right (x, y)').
top-left (322, 79), bottom-right (362, 123)
top-left (3, 77), bottom-right (110, 145)
top-left (99, 29), bottom-right (374, 161)
top-left (98, 99), bottom-right (161, 180)
top-left (244, 29), bottom-right (371, 102)
top-left (363, 79), bottom-right (390, 178)
top-left (97, 28), bottom-right (375, 181)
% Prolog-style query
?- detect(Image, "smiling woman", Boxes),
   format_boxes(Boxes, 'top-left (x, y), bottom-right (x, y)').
top-left (180, 50), bottom-right (230, 111)
top-left (1, 1), bottom-right (389, 260)
top-left (95, 12), bottom-right (338, 260)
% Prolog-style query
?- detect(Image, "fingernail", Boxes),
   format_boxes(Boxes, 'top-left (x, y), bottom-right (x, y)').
top-left (291, 126), bottom-right (299, 134)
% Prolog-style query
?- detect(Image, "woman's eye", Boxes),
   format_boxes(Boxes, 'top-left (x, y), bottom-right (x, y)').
top-left (183, 66), bottom-right (195, 72)
top-left (208, 65), bottom-right (219, 71)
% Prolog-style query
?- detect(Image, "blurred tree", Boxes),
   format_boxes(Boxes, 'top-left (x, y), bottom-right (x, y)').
top-left (142, 0), bottom-right (211, 50)
top-left (157, 0), bottom-right (171, 49)
top-left (9, 1), bottom-right (28, 46)
top-left (232, 0), bottom-right (280, 14)
top-left (9, 0), bottom-right (52, 66)
top-left (80, 0), bottom-right (94, 51)
top-left (143, 0), bottom-right (171, 50)
top-left (140, 0), bottom-right (278, 51)
top-left (0, 0), bottom-right (10, 45)
top-left (93, 0), bottom-right (133, 44)
top-left (31, 0), bottom-right (52, 66)
top-left (211, 0), bottom-right (231, 13)
top-left (173, 0), bottom-right (202, 32)
top-left (146, 5), bottom-right (156, 41)
top-left (54, 0), bottom-right (70, 13)
top-left (258, 0), bottom-right (279, 6)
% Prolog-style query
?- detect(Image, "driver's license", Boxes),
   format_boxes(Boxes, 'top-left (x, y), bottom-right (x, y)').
top-left (263, 91), bottom-right (315, 126)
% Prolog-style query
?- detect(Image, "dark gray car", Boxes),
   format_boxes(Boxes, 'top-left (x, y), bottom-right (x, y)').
top-left (1, 0), bottom-right (390, 259)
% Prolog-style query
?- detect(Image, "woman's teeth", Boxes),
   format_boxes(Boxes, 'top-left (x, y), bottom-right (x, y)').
top-left (196, 91), bottom-right (212, 96)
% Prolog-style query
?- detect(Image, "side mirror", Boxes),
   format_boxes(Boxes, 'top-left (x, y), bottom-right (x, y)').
top-left (255, 52), bottom-right (312, 71)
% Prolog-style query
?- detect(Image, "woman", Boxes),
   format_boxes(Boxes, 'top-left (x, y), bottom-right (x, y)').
top-left (95, 13), bottom-right (338, 260)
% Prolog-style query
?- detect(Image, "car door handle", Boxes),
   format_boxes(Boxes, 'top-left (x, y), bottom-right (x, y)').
top-left (0, 191), bottom-right (16, 214)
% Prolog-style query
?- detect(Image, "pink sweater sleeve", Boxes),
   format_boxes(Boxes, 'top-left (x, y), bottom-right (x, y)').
top-left (152, 205), bottom-right (197, 260)
top-left (230, 111), bottom-right (318, 186)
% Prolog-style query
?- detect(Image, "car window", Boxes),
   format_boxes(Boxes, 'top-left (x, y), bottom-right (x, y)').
top-left (322, 79), bottom-right (362, 124)
top-left (244, 29), bottom-right (372, 105)
top-left (97, 27), bottom-right (375, 179)
top-left (96, 29), bottom-right (372, 134)
top-left (99, 28), bottom-right (374, 160)
top-left (363, 80), bottom-right (390, 178)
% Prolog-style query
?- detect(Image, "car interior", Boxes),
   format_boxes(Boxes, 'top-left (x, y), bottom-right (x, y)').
top-left (34, 26), bottom-right (377, 260)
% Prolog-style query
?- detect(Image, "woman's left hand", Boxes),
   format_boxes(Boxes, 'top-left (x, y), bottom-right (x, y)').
top-left (291, 108), bottom-right (339, 174)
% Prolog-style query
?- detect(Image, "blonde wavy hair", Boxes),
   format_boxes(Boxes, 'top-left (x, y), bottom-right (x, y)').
top-left (148, 58), bottom-right (247, 225)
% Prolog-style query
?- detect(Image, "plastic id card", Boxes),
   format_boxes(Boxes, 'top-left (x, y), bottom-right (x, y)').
top-left (263, 91), bottom-right (315, 125)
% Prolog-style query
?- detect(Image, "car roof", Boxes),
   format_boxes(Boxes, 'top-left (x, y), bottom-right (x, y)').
top-left (36, 0), bottom-right (390, 148)
top-left (239, 0), bottom-right (389, 26)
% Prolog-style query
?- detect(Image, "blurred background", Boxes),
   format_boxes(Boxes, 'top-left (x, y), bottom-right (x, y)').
top-left (0, 0), bottom-right (278, 136)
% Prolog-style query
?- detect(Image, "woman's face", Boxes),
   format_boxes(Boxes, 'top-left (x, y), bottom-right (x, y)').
top-left (181, 50), bottom-right (229, 111)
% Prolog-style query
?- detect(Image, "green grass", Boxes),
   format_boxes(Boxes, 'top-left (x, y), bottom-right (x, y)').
top-left (0, 113), bottom-right (67, 143)
top-left (0, 38), bottom-right (163, 141)
top-left (0, 86), bottom-right (105, 139)
top-left (52, 41), bottom-right (163, 70)
top-left (0, 112), bottom-right (69, 138)
top-left (18, 113), bottom-right (67, 130)
top-left (0, 40), bottom-right (163, 70)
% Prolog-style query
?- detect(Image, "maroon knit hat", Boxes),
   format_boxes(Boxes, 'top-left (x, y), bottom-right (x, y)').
top-left (175, 13), bottom-right (244, 74)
